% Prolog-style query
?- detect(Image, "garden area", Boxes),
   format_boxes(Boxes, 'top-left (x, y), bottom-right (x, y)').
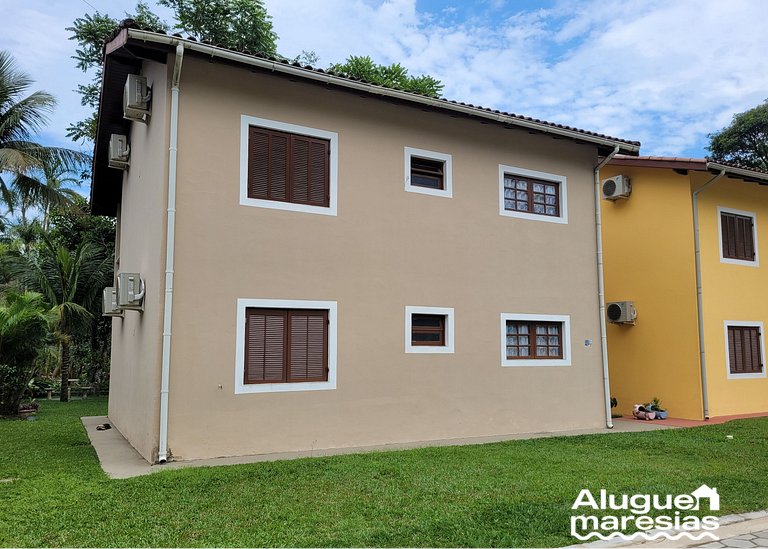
top-left (1, 398), bottom-right (767, 547)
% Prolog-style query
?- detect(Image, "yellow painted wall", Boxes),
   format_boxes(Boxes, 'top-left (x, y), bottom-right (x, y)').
top-left (601, 166), bottom-right (704, 419)
top-left (696, 173), bottom-right (768, 416)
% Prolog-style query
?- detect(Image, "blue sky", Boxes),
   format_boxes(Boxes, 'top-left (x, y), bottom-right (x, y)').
top-left (2, 0), bottom-right (767, 198)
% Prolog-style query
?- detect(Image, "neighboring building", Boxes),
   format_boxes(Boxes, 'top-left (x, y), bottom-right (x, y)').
top-left (602, 156), bottom-right (768, 420)
top-left (92, 25), bottom-right (640, 464)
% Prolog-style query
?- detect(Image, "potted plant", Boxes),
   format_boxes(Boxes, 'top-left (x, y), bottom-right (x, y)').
top-left (651, 397), bottom-right (668, 419)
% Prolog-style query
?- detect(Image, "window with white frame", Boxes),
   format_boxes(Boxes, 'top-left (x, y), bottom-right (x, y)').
top-left (500, 313), bottom-right (571, 366)
top-left (718, 207), bottom-right (759, 267)
top-left (240, 115), bottom-right (338, 216)
top-left (404, 147), bottom-right (453, 198)
top-left (499, 165), bottom-right (567, 224)
top-left (724, 321), bottom-right (766, 379)
top-left (235, 299), bottom-right (337, 393)
top-left (405, 306), bottom-right (454, 353)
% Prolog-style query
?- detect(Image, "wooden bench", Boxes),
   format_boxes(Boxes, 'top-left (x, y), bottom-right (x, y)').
top-left (46, 380), bottom-right (94, 400)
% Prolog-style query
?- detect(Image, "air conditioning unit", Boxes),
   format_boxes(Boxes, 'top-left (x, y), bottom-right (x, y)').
top-left (607, 301), bottom-right (637, 325)
top-left (108, 134), bottom-right (130, 170)
top-left (117, 272), bottom-right (145, 311)
top-left (123, 74), bottom-right (151, 122)
top-left (602, 175), bottom-right (631, 200)
top-left (102, 287), bottom-right (123, 317)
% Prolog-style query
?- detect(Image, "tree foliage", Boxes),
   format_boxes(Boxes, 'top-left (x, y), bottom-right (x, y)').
top-left (0, 51), bottom-right (88, 204)
top-left (66, 3), bottom-right (169, 143)
top-left (328, 55), bottom-right (443, 98)
top-left (708, 100), bottom-right (768, 171)
top-left (0, 290), bottom-right (51, 415)
top-left (4, 237), bottom-right (112, 401)
top-left (159, 0), bottom-right (277, 54)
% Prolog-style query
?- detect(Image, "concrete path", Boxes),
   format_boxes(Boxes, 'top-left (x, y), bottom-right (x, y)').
top-left (82, 415), bottom-right (670, 479)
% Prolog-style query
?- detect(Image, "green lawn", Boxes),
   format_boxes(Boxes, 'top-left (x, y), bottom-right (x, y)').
top-left (1, 399), bottom-right (767, 547)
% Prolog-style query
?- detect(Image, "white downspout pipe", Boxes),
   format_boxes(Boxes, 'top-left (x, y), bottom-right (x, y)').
top-left (595, 146), bottom-right (620, 429)
top-left (692, 169), bottom-right (726, 420)
top-left (158, 43), bottom-right (184, 463)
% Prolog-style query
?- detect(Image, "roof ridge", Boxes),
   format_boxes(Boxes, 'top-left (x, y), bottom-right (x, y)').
top-left (110, 21), bottom-right (640, 147)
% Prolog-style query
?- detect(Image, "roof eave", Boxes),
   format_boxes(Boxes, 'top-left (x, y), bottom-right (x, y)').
top-left (123, 29), bottom-right (641, 156)
top-left (706, 162), bottom-right (768, 185)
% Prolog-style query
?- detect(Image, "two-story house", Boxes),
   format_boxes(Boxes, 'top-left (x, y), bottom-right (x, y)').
top-left (92, 24), bottom-right (640, 463)
top-left (602, 156), bottom-right (768, 420)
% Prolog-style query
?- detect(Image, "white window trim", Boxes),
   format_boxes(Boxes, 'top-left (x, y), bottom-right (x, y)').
top-left (239, 115), bottom-right (338, 216)
top-left (717, 206), bottom-right (759, 267)
top-left (500, 313), bottom-right (572, 367)
top-left (404, 147), bottom-right (453, 198)
top-left (498, 165), bottom-right (568, 224)
top-left (234, 298), bottom-right (338, 394)
top-left (723, 320), bottom-right (766, 380)
top-left (405, 306), bottom-right (455, 353)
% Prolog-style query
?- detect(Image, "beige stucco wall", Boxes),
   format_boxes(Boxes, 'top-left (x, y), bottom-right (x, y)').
top-left (133, 56), bottom-right (612, 461)
top-left (107, 59), bottom-right (170, 462)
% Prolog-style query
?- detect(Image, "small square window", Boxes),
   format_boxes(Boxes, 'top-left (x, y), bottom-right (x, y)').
top-left (405, 147), bottom-right (452, 198)
top-left (405, 306), bottom-right (454, 353)
top-left (725, 322), bottom-right (766, 379)
top-left (411, 157), bottom-right (445, 190)
top-left (719, 208), bottom-right (758, 266)
top-left (411, 314), bottom-right (445, 346)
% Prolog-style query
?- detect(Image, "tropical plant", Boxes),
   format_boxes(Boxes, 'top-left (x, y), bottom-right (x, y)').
top-left (4, 237), bottom-right (112, 401)
top-left (708, 100), bottom-right (768, 171)
top-left (328, 55), bottom-right (444, 97)
top-left (0, 50), bottom-right (88, 207)
top-left (0, 290), bottom-right (51, 416)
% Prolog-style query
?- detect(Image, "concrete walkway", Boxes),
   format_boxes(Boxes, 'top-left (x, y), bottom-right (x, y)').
top-left (82, 415), bottom-right (671, 479)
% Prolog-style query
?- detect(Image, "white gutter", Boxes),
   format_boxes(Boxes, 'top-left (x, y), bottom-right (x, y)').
top-left (126, 29), bottom-right (640, 156)
top-left (158, 43), bottom-right (184, 463)
top-left (594, 146), bottom-right (620, 429)
top-left (692, 169), bottom-right (726, 420)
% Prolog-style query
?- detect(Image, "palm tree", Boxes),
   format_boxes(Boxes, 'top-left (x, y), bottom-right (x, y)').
top-left (5, 237), bottom-right (111, 401)
top-left (37, 160), bottom-right (81, 230)
top-left (0, 290), bottom-right (51, 416)
top-left (0, 50), bottom-right (88, 210)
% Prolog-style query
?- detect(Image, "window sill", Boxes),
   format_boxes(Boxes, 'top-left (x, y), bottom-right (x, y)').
top-left (501, 359), bottom-right (572, 367)
top-left (239, 197), bottom-right (336, 216)
top-left (235, 380), bottom-right (336, 394)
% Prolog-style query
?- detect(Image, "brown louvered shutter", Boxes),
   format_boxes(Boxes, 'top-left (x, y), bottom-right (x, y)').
top-left (248, 128), bottom-right (289, 201)
top-left (244, 309), bottom-right (286, 383)
top-left (728, 325), bottom-right (763, 375)
top-left (248, 129), bottom-right (270, 199)
top-left (721, 212), bottom-right (755, 261)
top-left (249, 126), bottom-right (328, 207)
top-left (288, 310), bottom-right (328, 382)
top-left (290, 135), bottom-right (328, 207)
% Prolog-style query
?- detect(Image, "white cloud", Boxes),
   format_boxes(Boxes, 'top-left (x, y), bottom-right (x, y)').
top-left (2, 0), bottom-right (767, 159)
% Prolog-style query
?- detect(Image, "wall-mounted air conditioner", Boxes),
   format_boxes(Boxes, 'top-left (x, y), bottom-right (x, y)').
top-left (607, 301), bottom-right (637, 325)
top-left (102, 287), bottom-right (123, 317)
top-left (124, 74), bottom-right (151, 122)
top-left (602, 175), bottom-right (631, 200)
top-left (108, 134), bottom-right (130, 170)
top-left (117, 272), bottom-right (145, 311)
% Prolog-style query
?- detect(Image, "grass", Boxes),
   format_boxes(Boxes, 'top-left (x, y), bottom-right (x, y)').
top-left (0, 399), bottom-right (767, 547)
